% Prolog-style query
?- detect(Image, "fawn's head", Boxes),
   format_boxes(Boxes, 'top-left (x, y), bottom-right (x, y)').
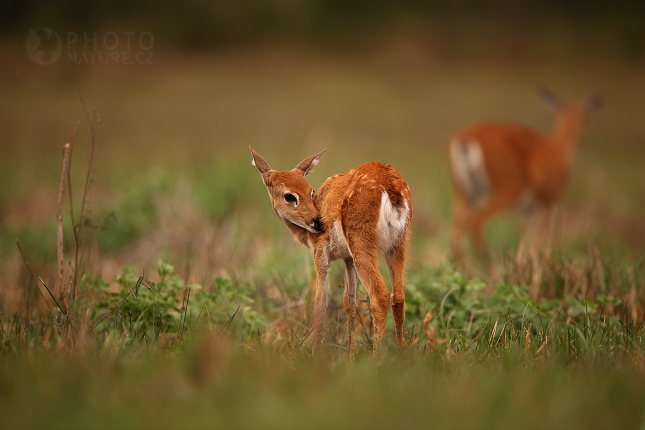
top-left (250, 147), bottom-right (326, 233)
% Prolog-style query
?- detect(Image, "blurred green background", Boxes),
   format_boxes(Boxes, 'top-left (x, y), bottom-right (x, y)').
top-left (0, 0), bottom-right (644, 290)
top-left (2, 4), bottom-right (645, 429)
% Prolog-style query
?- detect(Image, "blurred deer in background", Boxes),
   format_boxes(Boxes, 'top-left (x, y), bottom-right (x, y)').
top-left (449, 88), bottom-right (602, 281)
top-left (250, 147), bottom-right (412, 352)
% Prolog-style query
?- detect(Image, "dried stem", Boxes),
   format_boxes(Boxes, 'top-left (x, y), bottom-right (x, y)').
top-left (58, 143), bottom-right (71, 314)
top-left (73, 94), bottom-right (100, 298)
top-left (38, 275), bottom-right (73, 327)
top-left (78, 96), bottom-right (99, 225)
top-left (67, 123), bottom-right (80, 299)
top-left (15, 239), bottom-right (52, 312)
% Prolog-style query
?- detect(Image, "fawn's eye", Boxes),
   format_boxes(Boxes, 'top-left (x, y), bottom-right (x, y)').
top-left (284, 193), bottom-right (298, 205)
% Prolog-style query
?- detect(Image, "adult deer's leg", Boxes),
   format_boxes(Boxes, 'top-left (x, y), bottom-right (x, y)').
top-left (526, 205), bottom-right (551, 299)
top-left (450, 192), bottom-right (468, 265)
top-left (468, 187), bottom-right (522, 260)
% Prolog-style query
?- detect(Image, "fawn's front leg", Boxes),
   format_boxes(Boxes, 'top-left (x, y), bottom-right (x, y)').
top-left (343, 257), bottom-right (358, 353)
top-left (312, 250), bottom-right (330, 352)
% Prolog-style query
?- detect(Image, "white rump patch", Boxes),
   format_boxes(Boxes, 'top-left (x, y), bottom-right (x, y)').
top-left (376, 191), bottom-right (410, 252)
top-left (450, 139), bottom-right (490, 207)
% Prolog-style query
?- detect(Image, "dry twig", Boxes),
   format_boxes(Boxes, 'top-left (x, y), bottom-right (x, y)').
top-left (15, 239), bottom-right (52, 312)
top-left (57, 143), bottom-right (71, 314)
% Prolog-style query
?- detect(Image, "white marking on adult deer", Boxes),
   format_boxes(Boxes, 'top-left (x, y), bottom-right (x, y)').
top-left (449, 139), bottom-right (490, 207)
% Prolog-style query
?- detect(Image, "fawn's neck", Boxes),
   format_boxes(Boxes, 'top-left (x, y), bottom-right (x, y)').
top-left (284, 220), bottom-right (313, 249)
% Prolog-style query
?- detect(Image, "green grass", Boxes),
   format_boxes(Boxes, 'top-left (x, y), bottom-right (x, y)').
top-left (1, 45), bottom-right (645, 429)
top-left (2, 259), bottom-right (645, 429)
top-left (3, 348), bottom-right (645, 430)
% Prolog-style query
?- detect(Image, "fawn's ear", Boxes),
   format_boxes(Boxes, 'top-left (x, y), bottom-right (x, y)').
top-left (292, 148), bottom-right (326, 177)
top-left (250, 147), bottom-right (273, 182)
top-left (537, 86), bottom-right (563, 112)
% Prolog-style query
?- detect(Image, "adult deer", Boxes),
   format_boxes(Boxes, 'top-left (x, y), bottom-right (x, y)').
top-left (449, 88), bottom-right (602, 264)
top-left (250, 147), bottom-right (412, 352)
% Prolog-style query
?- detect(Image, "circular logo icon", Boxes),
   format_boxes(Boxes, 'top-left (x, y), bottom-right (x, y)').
top-left (25, 27), bottom-right (62, 66)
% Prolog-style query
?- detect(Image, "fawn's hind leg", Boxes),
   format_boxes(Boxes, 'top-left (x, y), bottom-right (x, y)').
top-left (386, 238), bottom-right (408, 345)
top-left (349, 247), bottom-right (390, 349)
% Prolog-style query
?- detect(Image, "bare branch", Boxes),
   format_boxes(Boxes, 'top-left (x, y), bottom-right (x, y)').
top-left (15, 239), bottom-right (52, 312)
top-left (58, 143), bottom-right (71, 314)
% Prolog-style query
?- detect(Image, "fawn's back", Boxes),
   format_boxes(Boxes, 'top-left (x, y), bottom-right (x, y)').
top-left (314, 161), bottom-right (411, 258)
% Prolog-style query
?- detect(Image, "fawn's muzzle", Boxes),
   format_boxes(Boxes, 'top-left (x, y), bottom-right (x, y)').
top-left (312, 216), bottom-right (324, 233)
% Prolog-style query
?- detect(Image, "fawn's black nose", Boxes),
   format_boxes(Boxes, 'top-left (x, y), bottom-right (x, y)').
top-left (312, 216), bottom-right (324, 232)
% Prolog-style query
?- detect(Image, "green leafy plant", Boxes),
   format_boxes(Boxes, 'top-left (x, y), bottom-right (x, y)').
top-left (91, 259), bottom-right (267, 343)
top-left (405, 267), bottom-right (625, 346)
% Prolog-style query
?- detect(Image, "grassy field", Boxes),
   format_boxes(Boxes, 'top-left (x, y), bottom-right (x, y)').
top-left (1, 43), bottom-right (645, 428)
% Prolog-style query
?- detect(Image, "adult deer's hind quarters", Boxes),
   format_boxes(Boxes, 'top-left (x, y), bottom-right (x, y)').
top-left (448, 88), bottom-right (603, 274)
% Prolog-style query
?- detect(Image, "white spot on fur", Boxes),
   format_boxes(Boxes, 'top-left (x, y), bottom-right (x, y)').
top-left (376, 191), bottom-right (409, 253)
top-left (277, 208), bottom-right (319, 234)
top-left (450, 139), bottom-right (490, 207)
top-left (326, 221), bottom-right (353, 260)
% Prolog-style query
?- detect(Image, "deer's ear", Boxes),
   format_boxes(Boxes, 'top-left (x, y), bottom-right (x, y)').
top-left (584, 93), bottom-right (603, 116)
top-left (293, 148), bottom-right (326, 177)
top-left (537, 86), bottom-right (562, 111)
top-left (250, 146), bottom-right (273, 181)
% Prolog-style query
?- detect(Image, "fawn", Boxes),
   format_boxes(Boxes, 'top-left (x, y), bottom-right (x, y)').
top-left (449, 88), bottom-right (602, 266)
top-left (250, 147), bottom-right (412, 351)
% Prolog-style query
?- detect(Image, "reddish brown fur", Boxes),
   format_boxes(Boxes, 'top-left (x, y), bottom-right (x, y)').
top-left (251, 147), bottom-right (412, 351)
top-left (449, 89), bottom-right (602, 262)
